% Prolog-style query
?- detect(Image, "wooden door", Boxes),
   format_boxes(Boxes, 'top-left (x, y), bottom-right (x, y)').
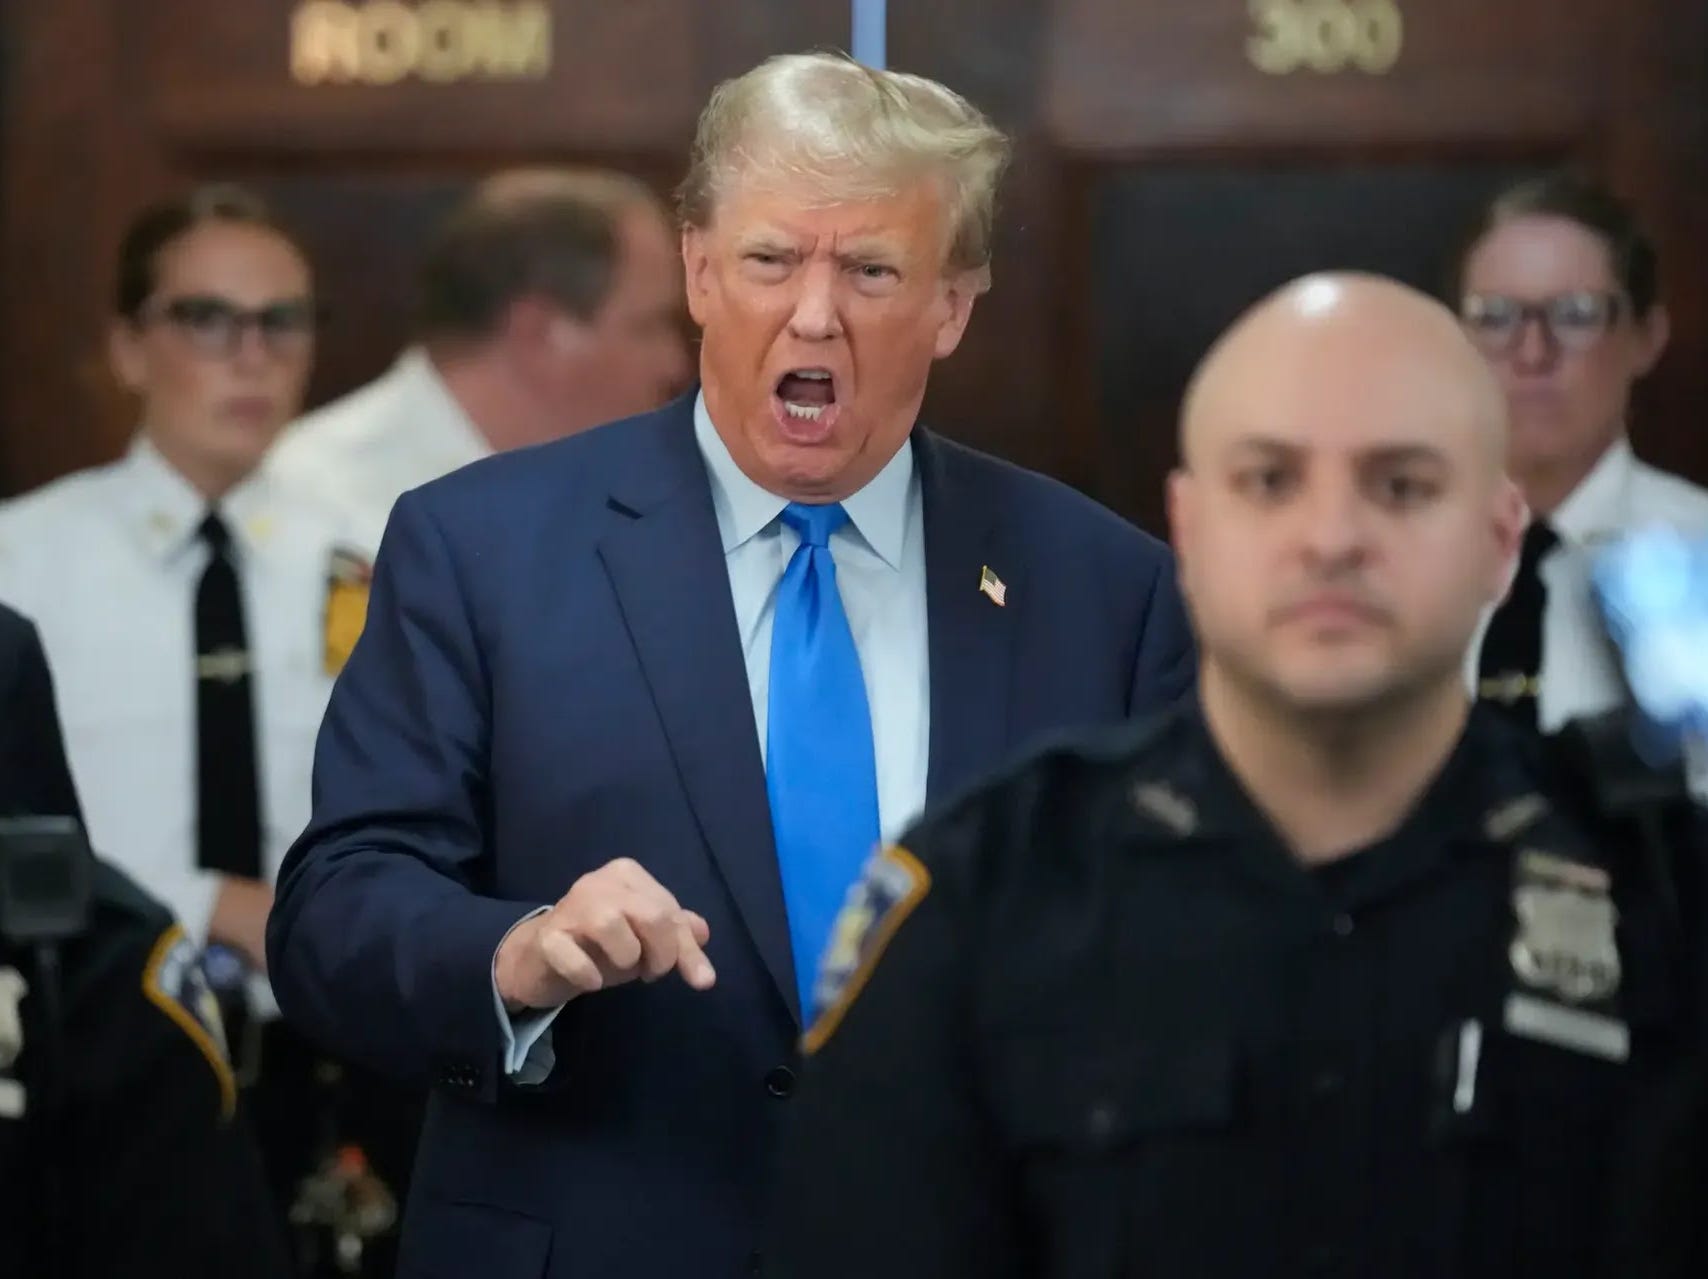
top-left (4, 0), bottom-right (1704, 537)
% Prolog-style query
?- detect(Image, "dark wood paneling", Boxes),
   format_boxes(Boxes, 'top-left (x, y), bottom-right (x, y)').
top-left (1603, 0), bottom-right (1708, 485)
top-left (1044, 0), bottom-right (1615, 149)
top-left (142, 0), bottom-right (703, 154)
top-left (1, 0), bottom-right (173, 488)
top-left (1081, 159), bottom-right (1553, 532)
top-left (891, 0), bottom-right (1061, 478)
top-left (2, 0), bottom-right (1705, 519)
top-left (139, 0), bottom-right (848, 155)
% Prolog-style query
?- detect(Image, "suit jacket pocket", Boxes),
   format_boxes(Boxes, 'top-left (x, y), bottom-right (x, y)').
top-left (984, 1033), bottom-right (1241, 1277)
top-left (398, 1198), bottom-right (554, 1279)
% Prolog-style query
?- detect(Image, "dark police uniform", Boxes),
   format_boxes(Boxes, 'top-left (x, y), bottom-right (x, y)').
top-left (764, 700), bottom-right (1706, 1279)
top-left (0, 861), bottom-right (293, 1279)
top-left (0, 601), bottom-right (289, 1279)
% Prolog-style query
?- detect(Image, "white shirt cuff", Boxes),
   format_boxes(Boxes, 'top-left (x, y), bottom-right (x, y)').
top-left (491, 906), bottom-right (566, 1085)
top-left (179, 869), bottom-right (226, 949)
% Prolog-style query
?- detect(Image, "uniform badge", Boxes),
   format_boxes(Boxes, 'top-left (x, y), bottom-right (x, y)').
top-left (802, 844), bottom-right (931, 1054)
top-left (0, 966), bottom-right (26, 1120)
top-left (0, 966), bottom-right (25, 1071)
top-left (142, 925), bottom-right (237, 1117)
top-left (1504, 850), bottom-right (1628, 1062)
top-left (323, 545), bottom-right (373, 675)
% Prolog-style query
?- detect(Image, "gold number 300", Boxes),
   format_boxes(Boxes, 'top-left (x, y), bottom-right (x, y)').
top-left (1248, 0), bottom-right (1404, 75)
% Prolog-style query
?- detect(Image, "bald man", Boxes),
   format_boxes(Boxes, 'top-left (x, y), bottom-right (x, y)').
top-left (760, 273), bottom-right (1706, 1279)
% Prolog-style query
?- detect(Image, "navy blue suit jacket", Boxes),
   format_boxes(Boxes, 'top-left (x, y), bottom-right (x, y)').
top-left (267, 394), bottom-right (1194, 1279)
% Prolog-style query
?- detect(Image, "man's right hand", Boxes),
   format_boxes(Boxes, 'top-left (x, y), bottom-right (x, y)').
top-left (495, 858), bottom-right (716, 1012)
top-left (209, 875), bottom-right (275, 973)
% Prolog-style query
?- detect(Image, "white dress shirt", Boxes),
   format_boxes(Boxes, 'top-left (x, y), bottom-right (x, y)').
top-left (695, 391), bottom-right (931, 842)
top-left (1468, 437), bottom-right (1708, 732)
top-left (266, 346), bottom-right (491, 548)
top-left (0, 436), bottom-right (374, 1015)
top-left (497, 390), bottom-right (932, 1078)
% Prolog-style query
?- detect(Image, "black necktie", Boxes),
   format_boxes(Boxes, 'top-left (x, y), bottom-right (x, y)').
top-left (195, 512), bottom-right (262, 878)
top-left (1478, 519), bottom-right (1560, 730)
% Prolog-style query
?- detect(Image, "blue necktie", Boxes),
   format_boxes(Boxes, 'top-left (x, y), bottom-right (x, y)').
top-left (767, 502), bottom-right (881, 1016)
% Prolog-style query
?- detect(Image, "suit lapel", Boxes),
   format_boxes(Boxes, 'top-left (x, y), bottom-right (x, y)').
top-left (595, 402), bottom-right (798, 1019)
top-left (917, 430), bottom-right (1016, 805)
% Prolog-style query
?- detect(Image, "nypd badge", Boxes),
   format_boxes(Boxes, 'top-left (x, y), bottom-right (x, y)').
top-left (142, 925), bottom-right (237, 1117)
top-left (1509, 850), bottom-right (1621, 1003)
top-left (802, 845), bottom-right (931, 1054)
top-left (0, 966), bottom-right (25, 1120)
top-left (1504, 850), bottom-right (1628, 1062)
top-left (0, 966), bottom-right (24, 1071)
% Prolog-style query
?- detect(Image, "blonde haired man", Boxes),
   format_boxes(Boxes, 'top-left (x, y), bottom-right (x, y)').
top-left (269, 52), bottom-right (1192, 1278)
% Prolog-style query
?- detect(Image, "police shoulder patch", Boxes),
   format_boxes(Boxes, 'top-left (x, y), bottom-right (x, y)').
top-left (141, 925), bottom-right (236, 1119)
top-left (803, 844), bottom-right (931, 1055)
top-left (322, 544), bottom-right (373, 675)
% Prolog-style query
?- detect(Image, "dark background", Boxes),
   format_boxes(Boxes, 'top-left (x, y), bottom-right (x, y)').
top-left (4, 0), bottom-right (1703, 538)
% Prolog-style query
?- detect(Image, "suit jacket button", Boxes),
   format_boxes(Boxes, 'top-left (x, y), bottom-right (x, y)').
top-left (764, 1066), bottom-right (796, 1098)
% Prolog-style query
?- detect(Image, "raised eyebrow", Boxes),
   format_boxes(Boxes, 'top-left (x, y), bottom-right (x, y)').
top-left (1360, 444), bottom-right (1451, 469)
top-left (736, 235), bottom-right (799, 258)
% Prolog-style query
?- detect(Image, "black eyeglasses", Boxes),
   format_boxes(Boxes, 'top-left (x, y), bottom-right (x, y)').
top-left (1460, 291), bottom-right (1624, 355)
top-left (139, 294), bottom-right (319, 358)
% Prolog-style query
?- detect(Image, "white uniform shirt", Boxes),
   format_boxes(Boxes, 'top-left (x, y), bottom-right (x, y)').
top-left (266, 346), bottom-right (490, 547)
top-left (0, 436), bottom-right (374, 1014)
top-left (1468, 438), bottom-right (1708, 732)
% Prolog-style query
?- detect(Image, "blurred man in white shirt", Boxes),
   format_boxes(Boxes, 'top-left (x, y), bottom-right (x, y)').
top-left (268, 168), bottom-right (690, 545)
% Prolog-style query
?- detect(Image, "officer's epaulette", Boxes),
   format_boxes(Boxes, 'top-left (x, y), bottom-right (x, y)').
top-left (1013, 701), bottom-right (1189, 775)
top-left (1107, 704), bottom-right (1207, 837)
top-left (920, 704), bottom-right (1190, 835)
top-left (87, 856), bottom-right (175, 932)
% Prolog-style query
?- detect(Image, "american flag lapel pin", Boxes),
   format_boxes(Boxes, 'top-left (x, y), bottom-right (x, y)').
top-left (978, 565), bottom-right (1007, 607)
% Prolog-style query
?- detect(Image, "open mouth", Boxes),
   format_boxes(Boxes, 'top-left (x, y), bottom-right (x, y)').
top-left (773, 367), bottom-right (839, 429)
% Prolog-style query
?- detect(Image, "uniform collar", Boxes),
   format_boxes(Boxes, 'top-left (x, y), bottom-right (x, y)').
top-left (391, 345), bottom-right (493, 466)
top-left (119, 433), bottom-right (282, 564)
top-left (1141, 698), bottom-right (1519, 910)
top-left (1547, 437), bottom-right (1636, 549)
top-left (692, 389), bottom-right (914, 569)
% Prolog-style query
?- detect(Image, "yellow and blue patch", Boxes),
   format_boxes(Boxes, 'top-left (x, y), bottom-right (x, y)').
top-left (322, 544), bottom-right (373, 675)
top-left (142, 925), bottom-right (236, 1119)
top-left (803, 844), bottom-right (931, 1054)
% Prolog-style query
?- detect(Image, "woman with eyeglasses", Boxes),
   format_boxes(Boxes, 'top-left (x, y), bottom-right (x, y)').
top-left (1453, 171), bottom-right (1708, 734)
top-left (0, 184), bottom-right (415, 1275)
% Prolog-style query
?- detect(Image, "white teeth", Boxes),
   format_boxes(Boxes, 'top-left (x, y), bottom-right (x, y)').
top-left (794, 369), bottom-right (831, 380)
top-left (783, 402), bottom-right (825, 421)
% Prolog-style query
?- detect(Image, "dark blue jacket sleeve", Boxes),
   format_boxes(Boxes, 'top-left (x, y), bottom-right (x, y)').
top-left (1126, 547), bottom-right (1196, 718)
top-left (0, 609), bottom-right (85, 823)
top-left (265, 491), bottom-right (545, 1100)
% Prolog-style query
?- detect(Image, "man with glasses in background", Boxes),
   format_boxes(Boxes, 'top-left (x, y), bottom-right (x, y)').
top-left (0, 185), bottom-right (409, 1276)
top-left (1454, 171), bottom-right (1708, 735)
